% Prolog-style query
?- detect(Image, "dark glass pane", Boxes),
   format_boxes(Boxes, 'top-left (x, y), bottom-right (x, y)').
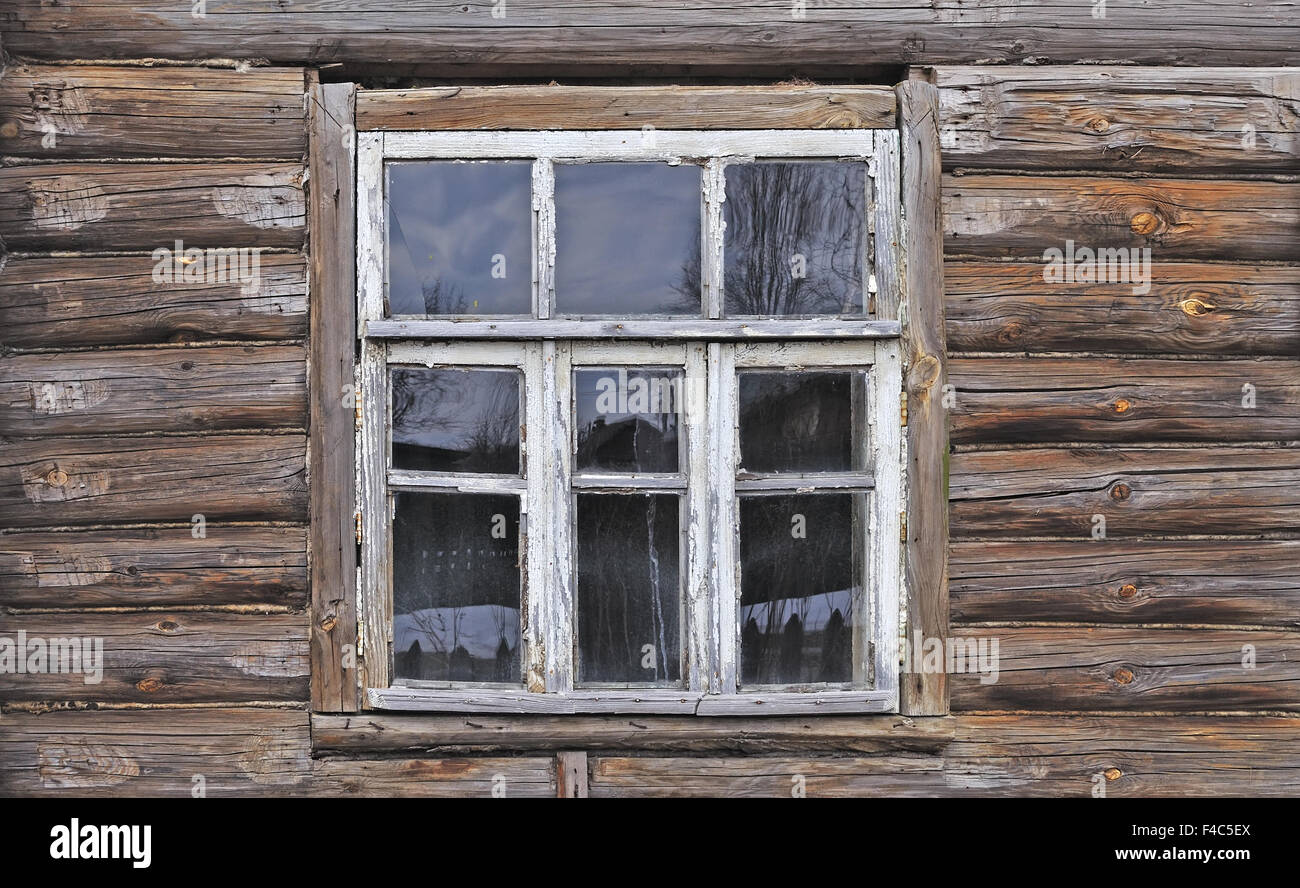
top-left (738, 494), bottom-right (860, 686)
top-left (392, 492), bottom-right (521, 684)
top-left (554, 163), bottom-right (701, 315)
top-left (386, 161), bottom-right (532, 315)
top-left (391, 368), bottom-right (520, 474)
top-left (738, 370), bottom-right (865, 473)
top-left (574, 368), bottom-right (681, 473)
top-left (576, 494), bottom-right (681, 685)
top-left (723, 162), bottom-right (865, 316)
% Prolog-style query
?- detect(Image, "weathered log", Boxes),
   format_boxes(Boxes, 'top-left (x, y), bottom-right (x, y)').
top-left (0, 65), bottom-right (306, 158)
top-left (945, 261), bottom-right (1300, 356)
top-left (0, 434), bottom-right (307, 526)
top-left (0, 525), bottom-right (306, 609)
top-left (1, 345), bottom-right (306, 436)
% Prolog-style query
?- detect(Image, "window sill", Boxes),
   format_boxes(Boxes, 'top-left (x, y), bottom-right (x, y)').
top-left (367, 687), bottom-right (896, 715)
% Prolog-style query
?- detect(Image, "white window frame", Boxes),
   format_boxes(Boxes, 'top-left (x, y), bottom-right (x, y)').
top-left (356, 130), bottom-right (904, 715)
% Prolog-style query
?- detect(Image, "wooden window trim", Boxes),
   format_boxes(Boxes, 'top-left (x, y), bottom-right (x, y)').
top-left (308, 83), bottom-right (949, 717)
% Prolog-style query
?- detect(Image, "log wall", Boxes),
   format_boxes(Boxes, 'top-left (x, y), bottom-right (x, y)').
top-left (1, 55), bottom-right (1297, 796)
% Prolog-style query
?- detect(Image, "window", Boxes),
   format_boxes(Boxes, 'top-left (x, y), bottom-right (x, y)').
top-left (356, 130), bottom-right (904, 714)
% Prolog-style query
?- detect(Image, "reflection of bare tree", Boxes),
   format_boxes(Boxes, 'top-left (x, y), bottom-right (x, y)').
top-left (391, 369), bottom-right (518, 472)
top-left (421, 279), bottom-right (470, 315)
top-left (722, 164), bottom-right (863, 316)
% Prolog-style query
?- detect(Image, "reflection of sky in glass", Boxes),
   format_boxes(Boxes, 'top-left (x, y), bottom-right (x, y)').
top-left (555, 163), bottom-right (701, 315)
top-left (390, 368), bottom-right (520, 474)
top-left (386, 161), bottom-right (532, 316)
top-left (724, 161), bottom-right (865, 317)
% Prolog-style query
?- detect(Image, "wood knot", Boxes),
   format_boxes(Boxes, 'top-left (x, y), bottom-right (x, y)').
top-left (180, 360), bottom-right (195, 371)
top-left (1118, 583), bottom-right (1138, 599)
top-left (154, 619), bottom-right (180, 633)
top-left (1178, 297), bottom-right (1216, 316)
top-left (1130, 211), bottom-right (1162, 236)
top-left (320, 614), bottom-right (338, 632)
top-left (0, 120), bottom-right (18, 139)
top-left (999, 321), bottom-right (1025, 343)
top-left (1113, 667), bottom-right (1135, 685)
top-left (1085, 116), bottom-right (1111, 133)
top-left (46, 468), bottom-right (69, 487)
top-left (1113, 398), bottom-right (1132, 413)
top-left (1109, 481), bottom-right (1132, 502)
top-left (136, 677), bottom-right (165, 694)
top-left (1104, 767), bottom-right (1123, 781)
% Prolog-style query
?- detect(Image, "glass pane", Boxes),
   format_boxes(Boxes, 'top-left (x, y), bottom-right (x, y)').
top-left (554, 163), bottom-right (701, 315)
top-left (576, 494), bottom-right (681, 685)
top-left (391, 367), bottom-right (520, 474)
top-left (738, 370), bottom-right (866, 473)
top-left (386, 161), bottom-right (532, 315)
top-left (723, 162), bottom-right (866, 316)
top-left (574, 368), bottom-right (682, 473)
top-left (738, 494), bottom-right (861, 686)
top-left (392, 492), bottom-right (522, 684)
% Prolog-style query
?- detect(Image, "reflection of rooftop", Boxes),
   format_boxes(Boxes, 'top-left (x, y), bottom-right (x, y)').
top-left (394, 605), bottom-right (521, 658)
top-left (577, 416), bottom-right (676, 470)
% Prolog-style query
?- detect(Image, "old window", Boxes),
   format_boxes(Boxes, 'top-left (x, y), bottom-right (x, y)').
top-left (356, 130), bottom-right (905, 714)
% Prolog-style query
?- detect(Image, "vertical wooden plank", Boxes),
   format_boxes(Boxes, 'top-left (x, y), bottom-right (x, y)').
top-left (533, 158), bottom-right (555, 319)
top-left (703, 158), bottom-right (726, 319)
top-left (685, 341), bottom-right (711, 692)
top-left (870, 339), bottom-right (904, 706)
top-left (308, 75), bottom-right (359, 711)
top-left (356, 131), bottom-right (389, 697)
top-left (709, 342), bottom-right (738, 694)
top-left (556, 751), bottom-right (589, 798)
top-left (871, 130), bottom-right (903, 321)
top-left (895, 81), bottom-right (949, 716)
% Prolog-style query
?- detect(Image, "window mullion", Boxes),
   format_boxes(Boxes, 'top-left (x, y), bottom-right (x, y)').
top-left (684, 342), bottom-right (711, 692)
top-left (709, 342), bottom-right (739, 693)
top-left (533, 158), bottom-right (555, 320)
top-left (703, 159), bottom-right (725, 319)
top-left (869, 338), bottom-right (904, 706)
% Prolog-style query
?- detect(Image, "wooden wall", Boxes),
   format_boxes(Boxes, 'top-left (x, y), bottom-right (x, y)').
top-left (1, 61), bottom-right (1298, 796)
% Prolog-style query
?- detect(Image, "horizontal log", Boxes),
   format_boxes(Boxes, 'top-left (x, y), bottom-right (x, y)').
top-left (937, 67), bottom-right (1300, 173)
top-left (949, 356), bottom-right (1300, 444)
top-left (950, 627), bottom-right (1300, 712)
top-left (0, 65), bottom-right (306, 158)
top-left (951, 540), bottom-right (1300, 626)
top-left (589, 754), bottom-right (947, 797)
top-left (943, 175), bottom-right (1300, 261)
top-left (0, 708), bottom-right (313, 796)
top-left (4, 2), bottom-right (1298, 68)
top-left (0, 611), bottom-right (308, 704)
top-left (0, 254), bottom-right (308, 348)
top-left (950, 446), bottom-right (1300, 538)
top-left (944, 714), bottom-right (1300, 797)
top-left (0, 434), bottom-right (307, 527)
top-left (357, 84), bottom-right (895, 130)
top-left (945, 261), bottom-right (1300, 356)
top-left (0, 163), bottom-right (305, 251)
top-left (1, 345), bottom-right (306, 436)
top-left (310, 758), bottom-right (556, 797)
top-left (0, 526), bottom-right (306, 609)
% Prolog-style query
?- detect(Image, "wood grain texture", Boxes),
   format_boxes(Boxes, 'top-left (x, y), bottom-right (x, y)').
top-left (937, 67), bottom-right (1300, 173)
top-left (943, 175), bottom-right (1300, 261)
top-left (357, 84), bottom-right (895, 130)
top-left (309, 757), bottom-right (556, 797)
top-left (0, 434), bottom-right (307, 527)
top-left (1, 345), bottom-right (306, 436)
top-left (0, 611), bottom-right (309, 704)
top-left (948, 356), bottom-right (1300, 444)
top-left (589, 754), bottom-right (946, 797)
top-left (897, 81), bottom-right (949, 716)
top-left (0, 65), bottom-right (306, 159)
top-left (945, 261), bottom-right (1300, 356)
top-left (0, 254), bottom-right (308, 349)
top-left (950, 446), bottom-right (1300, 538)
top-left (307, 78), bottom-right (358, 713)
top-left (0, 163), bottom-right (305, 251)
top-left (4, 2), bottom-right (1298, 67)
top-left (311, 712), bottom-right (954, 755)
top-left (0, 526), bottom-right (306, 609)
top-left (950, 627), bottom-right (1300, 712)
top-left (951, 540), bottom-right (1300, 626)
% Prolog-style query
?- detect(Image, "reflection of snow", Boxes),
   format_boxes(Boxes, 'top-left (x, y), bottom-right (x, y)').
top-left (741, 589), bottom-right (855, 633)
top-left (394, 605), bottom-right (520, 658)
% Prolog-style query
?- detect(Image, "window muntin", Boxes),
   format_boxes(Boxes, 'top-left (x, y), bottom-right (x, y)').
top-left (357, 130), bottom-right (903, 714)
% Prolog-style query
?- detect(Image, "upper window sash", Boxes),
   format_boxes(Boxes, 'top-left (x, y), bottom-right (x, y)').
top-left (356, 129), bottom-right (904, 336)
